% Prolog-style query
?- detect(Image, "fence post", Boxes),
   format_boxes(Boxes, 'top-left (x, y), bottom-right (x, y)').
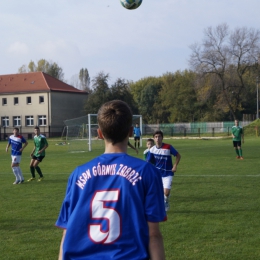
top-left (227, 127), bottom-right (229, 136)
top-left (184, 128), bottom-right (186, 137)
top-left (198, 128), bottom-right (200, 138)
top-left (49, 125), bottom-right (51, 138)
top-left (212, 128), bottom-right (215, 137)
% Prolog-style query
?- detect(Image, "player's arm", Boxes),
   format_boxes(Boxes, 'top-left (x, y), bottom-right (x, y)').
top-left (148, 222), bottom-right (165, 260)
top-left (172, 153), bottom-right (181, 172)
top-left (5, 143), bottom-right (10, 153)
top-left (127, 142), bottom-right (138, 154)
top-left (30, 146), bottom-right (36, 157)
top-left (39, 139), bottom-right (49, 154)
top-left (20, 141), bottom-right (28, 152)
top-left (58, 229), bottom-right (66, 260)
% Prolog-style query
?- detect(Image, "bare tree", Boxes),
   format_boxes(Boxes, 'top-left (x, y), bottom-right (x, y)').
top-left (190, 23), bottom-right (260, 119)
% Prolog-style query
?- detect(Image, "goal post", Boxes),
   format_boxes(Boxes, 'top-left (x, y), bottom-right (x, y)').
top-left (87, 114), bottom-right (143, 152)
top-left (62, 114), bottom-right (142, 152)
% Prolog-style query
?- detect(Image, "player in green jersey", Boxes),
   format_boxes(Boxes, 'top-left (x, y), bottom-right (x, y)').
top-left (27, 126), bottom-right (48, 182)
top-left (231, 119), bottom-right (244, 160)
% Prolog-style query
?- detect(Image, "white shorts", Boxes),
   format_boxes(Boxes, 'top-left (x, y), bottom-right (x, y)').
top-left (162, 176), bottom-right (173, 190)
top-left (11, 155), bottom-right (21, 164)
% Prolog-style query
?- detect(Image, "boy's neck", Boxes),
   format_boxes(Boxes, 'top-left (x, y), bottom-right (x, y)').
top-left (104, 139), bottom-right (128, 154)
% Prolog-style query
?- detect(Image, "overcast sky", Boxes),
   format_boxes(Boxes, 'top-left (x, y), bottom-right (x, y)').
top-left (1, 0), bottom-right (260, 85)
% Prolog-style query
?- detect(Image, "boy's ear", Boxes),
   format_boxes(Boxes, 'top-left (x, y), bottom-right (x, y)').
top-left (97, 128), bottom-right (104, 139)
top-left (129, 126), bottom-right (133, 137)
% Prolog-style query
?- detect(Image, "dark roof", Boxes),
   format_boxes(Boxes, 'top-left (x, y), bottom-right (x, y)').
top-left (0, 72), bottom-right (87, 94)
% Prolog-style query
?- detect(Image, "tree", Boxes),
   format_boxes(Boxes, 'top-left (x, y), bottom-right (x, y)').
top-left (79, 68), bottom-right (91, 91)
top-left (130, 77), bottom-right (163, 123)
top-left (84, 72), bottom-right (110, 114)
top-left (189, 23), bottom-right (260, 120)
top-left (18, 59), bottom-right (64, 80)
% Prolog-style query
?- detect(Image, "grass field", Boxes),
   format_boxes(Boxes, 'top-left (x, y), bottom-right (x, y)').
top-left (0, 137), bottom-right (260, 260)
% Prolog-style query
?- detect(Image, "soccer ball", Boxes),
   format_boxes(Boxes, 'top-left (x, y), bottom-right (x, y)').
top-left (120, 0), bottom-right (142, 10)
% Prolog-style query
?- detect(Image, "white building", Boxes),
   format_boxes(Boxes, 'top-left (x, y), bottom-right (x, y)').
top-left (0, 72), bottom-right (88, 139)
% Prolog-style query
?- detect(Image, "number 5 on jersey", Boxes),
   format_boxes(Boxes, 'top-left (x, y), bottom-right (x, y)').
top-left (89, 190), bottom-right (121, 244)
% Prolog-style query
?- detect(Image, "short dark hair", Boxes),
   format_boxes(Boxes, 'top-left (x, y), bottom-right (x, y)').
top-left (98, 100), bottom-right (132, 145)
top-left (34, 126), bottom-right (40, 130)
top-left (153, 130), bottom-right (163, 139)
top-left (13, 127), bottom-right (19, 132)
top-left (147, 138), bottom-right (154, 144)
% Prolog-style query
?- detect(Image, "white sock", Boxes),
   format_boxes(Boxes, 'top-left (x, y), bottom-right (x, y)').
top-left (17, 167), bottom-right (24, 181)
top-left (12, 167), bottom-right (19, 181)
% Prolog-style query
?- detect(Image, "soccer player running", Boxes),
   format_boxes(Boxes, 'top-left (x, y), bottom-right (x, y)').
top-left (56, 100), bottom-right (166, 260)
top-left (147, 130), bottom-right (181, 212)
top-left (133, 123), bottom-right (141, 149)
top-left (231, 119), bottom-right (244, 160)
top-left (6, 127), bottom-right (28, 184)
top-left (27, 126), bottom-right (48, 182)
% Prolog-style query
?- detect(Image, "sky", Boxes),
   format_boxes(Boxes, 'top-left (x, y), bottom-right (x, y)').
top-left (1, 0), bottom-right (260, 86)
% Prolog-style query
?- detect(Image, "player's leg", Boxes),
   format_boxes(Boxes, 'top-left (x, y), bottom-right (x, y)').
top-left (33, 157), bottom-right (45, 181)
top-left (134, 137), bottom-right (137, 148)
top-left (13, 156), bottom-right (24, 183)
top-left (28, 158), bottom-right (36, 181)
top-left (237, 141), bottom-right (243, 159)
top-left (162, 176), bottom-right (173, 211)
top-left (11, 157), bottom-right (20, 184)
top-left (233, 141), bottom-right (240, 158)
top-left (137, 137), bottom-right (140, 149)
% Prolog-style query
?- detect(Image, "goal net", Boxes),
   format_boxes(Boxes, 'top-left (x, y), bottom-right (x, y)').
top-left (62, 114), bottom-right (142, 152)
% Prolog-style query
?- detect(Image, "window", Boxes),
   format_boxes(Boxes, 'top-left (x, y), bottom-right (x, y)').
top-left (2, 98), bottom-right (7, 105)
top-left (26, 116), bottom-right (34, 126)
top-left (27, 96), bottom-right (32, 104)
top-left (38, 115), bottom-right (47, 126)
top-left (1, 116), bottom-right (9, 127)
top-left (13, 116), bottom-right (21, 126)
top-left (14, 97), bottom-right (19, 105)
top-left (39, 96), bottom-right (44, 103)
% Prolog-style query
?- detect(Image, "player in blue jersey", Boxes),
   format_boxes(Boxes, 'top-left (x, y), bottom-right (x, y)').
top-left (6, 127), bottom-right (28, 184)
top-left (56, 100), bottom-right (166, 260)
top-left (133, 123), bottom-right (141, 149)
top-left (147, 130), bottom-right (181, 211)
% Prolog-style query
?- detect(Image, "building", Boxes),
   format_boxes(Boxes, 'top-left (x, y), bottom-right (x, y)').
top-left (0, 72), bottom-right (88, 140)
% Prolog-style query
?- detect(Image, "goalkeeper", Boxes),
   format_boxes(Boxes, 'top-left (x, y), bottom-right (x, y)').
top-left (133, 123), bottom-right (141, 149)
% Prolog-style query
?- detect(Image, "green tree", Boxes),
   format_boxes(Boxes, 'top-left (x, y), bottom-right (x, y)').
top-left (79, 68), bottom-right (90, 91)
top-left (84, 72), bottom-right (110, 114)
top-left (18, 59), bottom-right (64, 80)
top-left (130, 77), bottom-right (163, 123)
top-left (108, 78), bottom-right (139, 114)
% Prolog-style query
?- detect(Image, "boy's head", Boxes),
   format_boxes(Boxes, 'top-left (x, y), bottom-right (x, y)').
top-left (153, 130), bottom-right (163, 146)
top-left (146, 138), bottom-right (154, 149)
top-left (34, 126), bottom-right (40, 135)
top-left (98, 100), bottom-right (132, 145)
top-left (13, 127), bottom-right (19, 135)
top-left (153, 130), bottom-right (163, 139)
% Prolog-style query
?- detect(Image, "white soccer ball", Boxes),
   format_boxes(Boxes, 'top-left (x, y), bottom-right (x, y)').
top-left (120, 0), bottom-right (142, 10)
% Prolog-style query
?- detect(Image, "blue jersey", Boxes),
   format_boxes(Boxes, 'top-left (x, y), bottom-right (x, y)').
top-left (147, 143), bottom-right (178, 177)
top-left (56, 153), bottom-right (166, 260)
top-left (133, 127), bottom-right (141, 137)
top-left (8, 135), bottom-right (27, 156)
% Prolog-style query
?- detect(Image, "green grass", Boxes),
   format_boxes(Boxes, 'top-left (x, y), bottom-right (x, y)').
top-left (0, 137), bottom-right (260, 259)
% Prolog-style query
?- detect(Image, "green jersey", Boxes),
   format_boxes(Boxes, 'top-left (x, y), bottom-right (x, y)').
top-left (33, 134), bottom-right (48, 156)
top-left (232, 126), bottom-right (243, 141)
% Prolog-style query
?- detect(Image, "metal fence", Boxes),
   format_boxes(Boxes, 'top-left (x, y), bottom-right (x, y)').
top-left (0, 125), bottom-right (64, 141)
top-left (142, 121), bottom-right (254, 137)
top-left (1, 121), bottom-right (257, 141)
